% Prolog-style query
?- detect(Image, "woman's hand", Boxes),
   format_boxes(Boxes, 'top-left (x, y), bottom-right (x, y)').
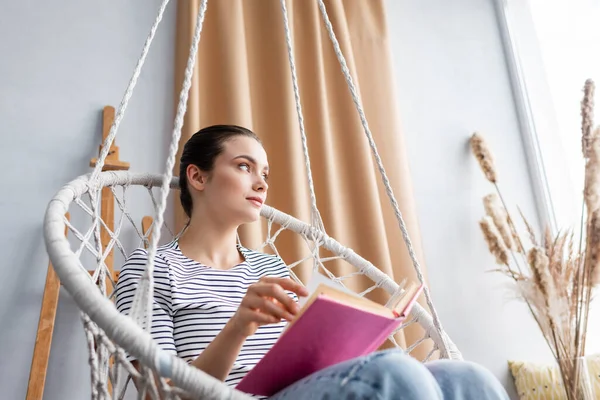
top-left (227, 276), bottom-right (309, 338)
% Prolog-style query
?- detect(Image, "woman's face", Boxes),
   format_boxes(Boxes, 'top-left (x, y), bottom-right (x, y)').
top-left (189, 136), bottom-right (269, 225)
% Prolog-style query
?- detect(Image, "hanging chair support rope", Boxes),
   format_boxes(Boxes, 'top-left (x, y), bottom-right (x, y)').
top-left (279, 0), bottom-right (326, 235)
top-left (129, 0), bottom-right (209, 338)
top-left (314, 0), bottom-right (452, 358)
top-left (90, 0), bottom-right (171, 182)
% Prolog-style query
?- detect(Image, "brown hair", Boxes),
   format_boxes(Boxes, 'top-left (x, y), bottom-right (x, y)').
top-left (179, 125), bottom-right (261, 218)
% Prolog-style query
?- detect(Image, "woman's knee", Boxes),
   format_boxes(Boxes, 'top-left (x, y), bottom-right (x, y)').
top-left (346, 349), bottom-right (442, 399)
top-left (426, 360), bottom-right (509, 400)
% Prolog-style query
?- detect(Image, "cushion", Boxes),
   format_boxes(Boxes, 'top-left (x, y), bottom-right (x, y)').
top-left (508, 354), bottom-right (600, 399)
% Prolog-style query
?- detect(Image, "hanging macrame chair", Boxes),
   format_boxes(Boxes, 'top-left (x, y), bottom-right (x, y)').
top-left (43, 0), bottom-right (462, 399)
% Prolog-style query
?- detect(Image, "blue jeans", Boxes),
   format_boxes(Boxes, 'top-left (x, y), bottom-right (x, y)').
top-left (269, 349), bottom-right (509, 400)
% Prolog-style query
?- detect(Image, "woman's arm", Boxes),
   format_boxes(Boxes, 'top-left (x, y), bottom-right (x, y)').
top-left (130, 276), bottom-right (308, 398)
top-left (188, 276), bottom-right (308, 381)
top-left (186, 319), bottom-right (247, 381)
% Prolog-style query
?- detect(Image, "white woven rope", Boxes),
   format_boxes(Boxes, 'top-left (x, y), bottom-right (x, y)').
top-left (45, 171), bottom-right (462, 398)
top-left (90, 0), bottom-right (171, 182)
top-left (315, 0), bottom-right (452, 358)
top-left (64, 172), bottom-right (461, 356)
top-left (279, 0), bottom-right (326, 235)
top-left (88, 186), bottom-right (113, 396)
top-left (47, 180), bottom-right (252, 399)
top-left (84, 187), bottom-right (113, 397)
top-left (129, 0), bottom-right (208, 338)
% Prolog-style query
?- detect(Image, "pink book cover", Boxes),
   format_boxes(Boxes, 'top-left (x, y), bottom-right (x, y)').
top-left (235, 294), bottom-right (407, 397)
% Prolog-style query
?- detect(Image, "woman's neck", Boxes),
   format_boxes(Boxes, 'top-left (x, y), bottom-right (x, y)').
top-left (177, 211), bottom-right (243, 270)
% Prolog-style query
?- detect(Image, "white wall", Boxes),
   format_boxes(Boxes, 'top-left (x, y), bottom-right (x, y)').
top-left (0, 1), bottom-right (176, 399)
top-left (0, 1), bottom-right (559, 399)
top-left (385, 0), bottom-right (556, 398)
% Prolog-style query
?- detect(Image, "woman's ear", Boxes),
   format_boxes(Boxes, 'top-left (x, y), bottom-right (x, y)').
top-left (186, 164), bottom-right (208, 191)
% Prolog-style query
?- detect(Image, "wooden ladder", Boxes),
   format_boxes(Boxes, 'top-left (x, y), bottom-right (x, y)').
top-left (26, 106), bottom-right (153, 399)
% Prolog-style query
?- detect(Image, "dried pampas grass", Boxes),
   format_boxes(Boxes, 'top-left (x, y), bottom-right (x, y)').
top-left (584, 129), bottom-right (600, 213)
top-left (528, 247), bottom-right (554, 300)
top-left (479, 216), bottom-right (509, 266)
top-left (582, 79), bottom-right (595, 159)
top-left (586, 211), bottom-right (600, 287)
top-left (470, 133), bottom-right (497, 184)
top-left (483, 194), bottom-right (515, 251)
top-left (470, 79), bottom-right (600, 400)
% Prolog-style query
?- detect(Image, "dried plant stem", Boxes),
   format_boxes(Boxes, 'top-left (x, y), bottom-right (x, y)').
top-left (493, 183), bottom-right (528, 272)
top-left (575, 173), bottom-right (597, 364)
top-left (490, 181), bottom-right (586, 397)
top-left (573, 193), bottom-right (586, 361)
top-left (481, 186), bottom-right (556, 356)
top-left (498, 264), bottom-right (560, 360)
top-left (581, 139), bottom-right (600, 355)
top-left (530, 302), bottom-right (560, 360)
top-left (577, 80), bottom-right (596, 368)
top-left (580, 210), bottom-right (598, 360)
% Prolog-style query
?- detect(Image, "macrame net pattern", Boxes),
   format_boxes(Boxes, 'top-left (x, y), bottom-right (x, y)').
top-left (43, 0), bottom-right (462, 399)
top-left (46, 172), bottom-right (460, 399)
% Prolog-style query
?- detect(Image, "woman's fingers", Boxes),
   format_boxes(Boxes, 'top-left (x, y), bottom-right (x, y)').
top-left (260, 276), bottom-right (309, 298)
top-left (252, 282), bottom-right (300, 315)
top-left (260, 276), bottom-right (309, 297)
top-left (239, 277), bottom-right (310, 326)
top-left (244, 292), bottom-right (295, 321)
top-left (244, 309), bottom-right (280, 325)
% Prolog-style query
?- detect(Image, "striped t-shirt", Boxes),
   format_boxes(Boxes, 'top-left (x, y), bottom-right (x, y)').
top-left (114, 240), bottom-right (296, 389)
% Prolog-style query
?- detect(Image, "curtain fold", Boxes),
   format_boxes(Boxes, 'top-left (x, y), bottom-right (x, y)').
top-left (174, 0), bottom-right (435, 359)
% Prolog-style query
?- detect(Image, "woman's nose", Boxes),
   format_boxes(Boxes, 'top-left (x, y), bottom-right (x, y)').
top-left (254, 177), bottom-right (268, 192)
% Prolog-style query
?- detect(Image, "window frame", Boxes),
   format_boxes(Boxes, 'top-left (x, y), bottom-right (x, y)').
top-left (493, 0), bottom-right (581, 235)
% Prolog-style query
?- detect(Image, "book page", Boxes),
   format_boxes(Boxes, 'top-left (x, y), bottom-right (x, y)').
top-left (298, 271), bottom-right (360, 308)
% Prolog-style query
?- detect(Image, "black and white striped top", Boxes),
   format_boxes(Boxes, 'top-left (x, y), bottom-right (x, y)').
top-left (114, 240), bottom-right (296, 390)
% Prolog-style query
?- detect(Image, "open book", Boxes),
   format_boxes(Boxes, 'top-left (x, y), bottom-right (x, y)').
top-left (235, 273), bottom-right (424, 397)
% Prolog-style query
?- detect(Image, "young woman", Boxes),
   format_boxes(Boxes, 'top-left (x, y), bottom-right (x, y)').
top-left (115, 125), bottom-right (509, 399)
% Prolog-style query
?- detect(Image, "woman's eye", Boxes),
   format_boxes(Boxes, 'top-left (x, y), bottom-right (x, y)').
top-left (239, 163), bottom-right (250, 172)
top-left (262, 173), bottom-right (269, 181)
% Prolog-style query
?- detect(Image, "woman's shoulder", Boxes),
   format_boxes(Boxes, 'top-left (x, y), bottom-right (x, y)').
top-left (115, 243), bottom-right (177, 299)
top-left (120, 241), bottom-right (179, 273)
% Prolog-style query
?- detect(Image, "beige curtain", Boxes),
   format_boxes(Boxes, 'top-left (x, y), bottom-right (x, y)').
top-left (174, 0), bottom-right (434, 359)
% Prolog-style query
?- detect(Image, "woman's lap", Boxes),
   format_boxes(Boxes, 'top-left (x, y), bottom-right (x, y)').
top-left (268, 349), bottom-right (509, 400)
